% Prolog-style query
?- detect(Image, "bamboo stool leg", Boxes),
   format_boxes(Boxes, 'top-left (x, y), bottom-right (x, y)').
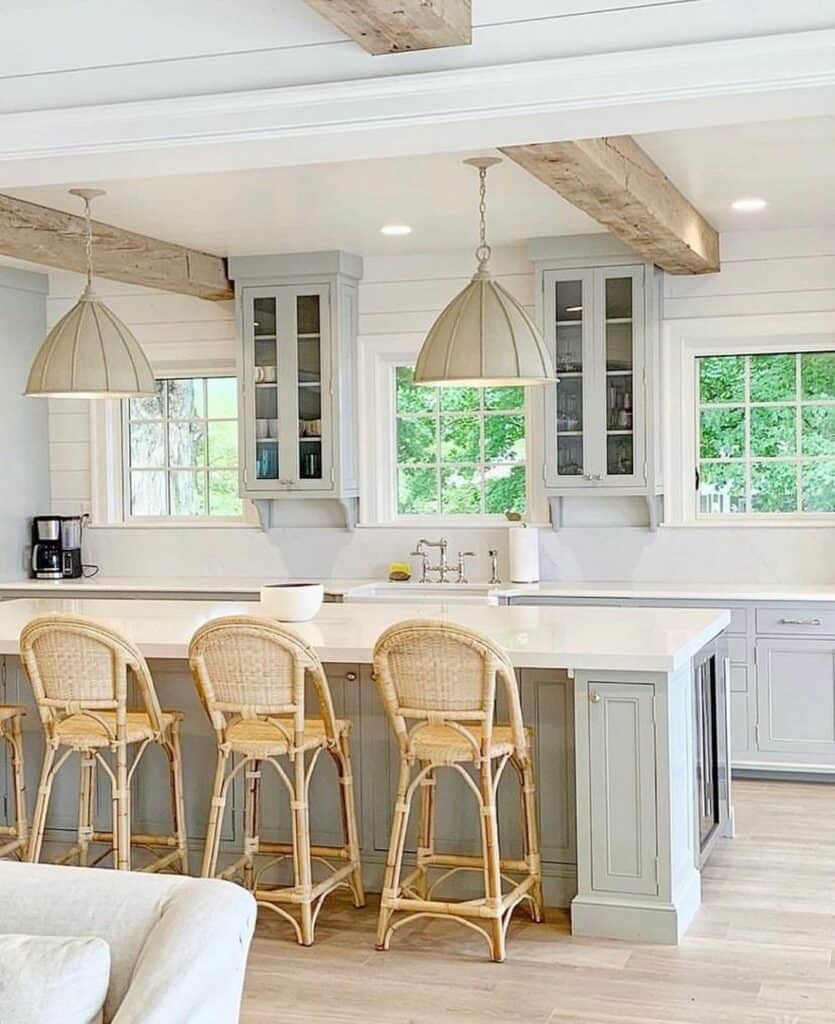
top-left (77, 752), bottom-right (96, 867)
top-left (292, 749), bottom-right (315, 946)
top-left (415, 761), bottom-right (436, 898)
top-left (376, 755), bottom-right (414, 950)
top-left (164, 722), bottom-right (189, 874)
top-left (202, 748), bottom-right (230, 878)
top-left (479, 758), bottom-right (506, 963)
top-left (243, 759), bottom-right (261, 891)
top-left (114, 739), bottom-right (131, 871)
top-left (334, 731), bottom-right (365, 908)
top-left (28, 743), bottom-right (57, 863)
top-left (517, 756), bottom-right (544, 922)
top-left (8, 713), bottom-right (28, 855)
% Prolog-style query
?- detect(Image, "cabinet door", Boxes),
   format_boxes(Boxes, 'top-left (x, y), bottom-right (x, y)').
top-left (284, 285), bottom-right (333, 491)
top-left (543, 269), bottom-right (594, 488)
top-left (756, 639), bottom-right (835, 757)
top-left (595, 266), bottom-right (645, 487)
top-left (241, 284), bottom-right (332, 494)
top-left (588, 681), bottom-right (658, 895)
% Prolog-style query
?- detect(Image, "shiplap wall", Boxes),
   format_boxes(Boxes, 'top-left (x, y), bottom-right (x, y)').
top-left (43, 231), bottom-right (835, 584)
top-left (0, 266), bottom-right (50, 576)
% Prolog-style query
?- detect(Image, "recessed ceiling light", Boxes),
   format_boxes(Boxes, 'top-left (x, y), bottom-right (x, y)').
top-left (732, 197), bottom-right (767, 213)
top-left (380, 224), bottom-right (412, 236)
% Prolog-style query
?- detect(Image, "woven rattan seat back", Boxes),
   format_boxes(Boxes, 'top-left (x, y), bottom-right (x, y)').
top-left (188, 616), bottom-right (338, 738)
top-left (372, 619), bottom-right (527, 757)
top-left (19, 615), bottom-right (164, 732)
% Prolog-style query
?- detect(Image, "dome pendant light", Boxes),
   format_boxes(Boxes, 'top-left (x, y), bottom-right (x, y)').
top-left (25, 189), bottom-right (156, 399)
top-left (414, 157), bottom-right (557, 388)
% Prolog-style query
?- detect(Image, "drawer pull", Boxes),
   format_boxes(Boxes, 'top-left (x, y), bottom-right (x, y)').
top-left (778, 617), bottom-right (822, 626)
top-left (345, 671), bottom-right (357, 682)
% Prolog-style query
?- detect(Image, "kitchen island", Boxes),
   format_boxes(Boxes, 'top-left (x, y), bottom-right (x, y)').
top-left (0, 597), bottom-right (730, 944)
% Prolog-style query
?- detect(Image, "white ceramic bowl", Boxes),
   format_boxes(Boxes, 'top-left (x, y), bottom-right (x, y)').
top-left (260, 583), bottom-right (324, 622)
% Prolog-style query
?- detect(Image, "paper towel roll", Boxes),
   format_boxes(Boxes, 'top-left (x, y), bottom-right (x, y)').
top-left (509, 526), bottom-right (539, 583)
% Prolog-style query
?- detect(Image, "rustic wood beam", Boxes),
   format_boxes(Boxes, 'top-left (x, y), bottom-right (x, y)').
top-left (0, 193), bottom-right (233, 300)
top-left (501, 136), bottom-right (720, 275)
top-left (303, 0), bottom-right (471, 55)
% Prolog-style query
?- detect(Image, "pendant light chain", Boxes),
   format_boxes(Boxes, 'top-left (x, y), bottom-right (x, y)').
top-left (475, 164), bottom-right (492, 270)
top-left (83, 195), bottom-right (94, 289)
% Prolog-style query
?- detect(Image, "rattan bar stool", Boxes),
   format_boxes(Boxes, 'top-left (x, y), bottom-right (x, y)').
top-left (372, 619), bottom-right (544, 962)
top-left (20, 615), bottom-right (188, 873)
top-left (189, 615), bottom-right (365, 946)
top-left (0, 706), bottom-right (28, 859)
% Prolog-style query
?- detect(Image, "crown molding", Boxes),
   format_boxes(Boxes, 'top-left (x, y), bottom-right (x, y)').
top-left (1, 30), bottom-right (834, 185)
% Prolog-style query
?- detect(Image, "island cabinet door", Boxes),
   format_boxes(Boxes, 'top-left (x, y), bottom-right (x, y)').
top-left (755, 639), bottom-right (835, 758)
top-left (587, 682), bottom-right (658, 896)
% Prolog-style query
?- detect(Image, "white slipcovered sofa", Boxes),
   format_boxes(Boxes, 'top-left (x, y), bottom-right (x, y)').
top-left (0, 861), bottom-right (257, 1023)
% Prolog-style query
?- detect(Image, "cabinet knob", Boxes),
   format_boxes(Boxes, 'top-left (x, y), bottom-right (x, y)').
top-left (345, 671), bottom-right (357, 682)
top-left (589, 691), bottom-right (601, 704)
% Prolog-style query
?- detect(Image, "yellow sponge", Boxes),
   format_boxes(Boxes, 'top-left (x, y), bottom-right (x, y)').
top-left (388, 562), bottom-right (412, 582)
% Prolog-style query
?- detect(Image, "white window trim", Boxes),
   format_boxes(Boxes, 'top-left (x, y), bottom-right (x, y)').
top-left (664, 315), bottom-right (835, 528)
top-left (88, 372), bottom-right (259, 529)
top-left (358, 334), bottom-right (548, 528)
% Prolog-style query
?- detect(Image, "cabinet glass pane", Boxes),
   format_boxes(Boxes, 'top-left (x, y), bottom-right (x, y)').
top-left (607, 434), bottom-right (634, 476)
top-left (556, 280), bottom-right (583, 321)
top-left (605, 277), bottom-right (632, 320)
top-left (557, 435), bottom-right (584, 476)
top-left (253, 297), bottom-right (279, 481)
top-left (606, 374), bottom-right (633, 432)
top-left (297, 294), bottom-right (322, 481)
top-left (256, 441), bottom-right (279, 480)
top-left (606, 323), bottom-right (633, 371)
top-left (555, 279), bottom-right (585, 479)
top-left (557, 377), bottom-right (583, 433)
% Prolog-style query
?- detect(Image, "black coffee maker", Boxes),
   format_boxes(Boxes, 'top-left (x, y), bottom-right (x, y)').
top-left (31, 516), bottom-right (84, 580)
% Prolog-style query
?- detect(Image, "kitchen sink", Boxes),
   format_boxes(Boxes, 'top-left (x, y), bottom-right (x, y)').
top-left (344, 582), bottom-right (499, 605)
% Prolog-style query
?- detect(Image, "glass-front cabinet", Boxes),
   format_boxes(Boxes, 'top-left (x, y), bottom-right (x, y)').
top-left (231, 252), bottom-right (362, 505)
top-left (542, 265), bottom-right (648, 492)
top-left (243, 285), bottom-right (331, 491)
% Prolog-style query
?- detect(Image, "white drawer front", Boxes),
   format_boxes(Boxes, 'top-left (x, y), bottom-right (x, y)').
top-left (756, 607), bottom-right (835, 637)
top-left (727, 637), bottom-right (748, 664)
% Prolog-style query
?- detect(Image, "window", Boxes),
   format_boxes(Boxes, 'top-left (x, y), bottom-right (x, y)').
top-left (394, 366), bottom-right (527, 517)
top-left (125, 377), bottom-right (243, 519)
top-left (697, 351), bottom-right (835, 516)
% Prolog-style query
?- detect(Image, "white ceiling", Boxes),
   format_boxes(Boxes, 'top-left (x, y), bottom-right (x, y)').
top-left (6, 115), bottom-right (835, 261)
top-left (7, 152), bottom-right (601, 258)
top-left (639, 116), bottom-right (835, 232)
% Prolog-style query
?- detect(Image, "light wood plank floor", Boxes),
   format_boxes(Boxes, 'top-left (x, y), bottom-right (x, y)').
top-left (241, 780), bottom-right (835, 1023)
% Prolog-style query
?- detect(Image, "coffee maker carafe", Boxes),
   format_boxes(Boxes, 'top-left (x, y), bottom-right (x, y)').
top-left (31, 516), bottom-right (63, 580)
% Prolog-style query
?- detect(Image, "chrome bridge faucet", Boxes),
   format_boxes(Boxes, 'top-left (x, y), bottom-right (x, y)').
top-left (411, 538), bottom-right (451, 583)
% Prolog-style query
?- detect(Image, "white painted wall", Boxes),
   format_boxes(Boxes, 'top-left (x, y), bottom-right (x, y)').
top-left (0, 267), bottom-right (50, 576)
top-left (44, 228), bottom-right (835, 585)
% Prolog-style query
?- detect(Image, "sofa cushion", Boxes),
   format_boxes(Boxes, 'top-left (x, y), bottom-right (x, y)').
top-left (0, 933), bottom-right (110, 1024)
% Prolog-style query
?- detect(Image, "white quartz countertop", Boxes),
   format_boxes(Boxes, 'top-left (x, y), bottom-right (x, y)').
top-left (0, 576), bottom-right (359, 596)
top-left (0, 576), bottom-right (832, 604)
top-left (0, 597), bottom-right (729, 672)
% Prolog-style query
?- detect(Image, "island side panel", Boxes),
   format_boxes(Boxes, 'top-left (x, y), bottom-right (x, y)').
top-left (572, 664), bottom-right (701, 944)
